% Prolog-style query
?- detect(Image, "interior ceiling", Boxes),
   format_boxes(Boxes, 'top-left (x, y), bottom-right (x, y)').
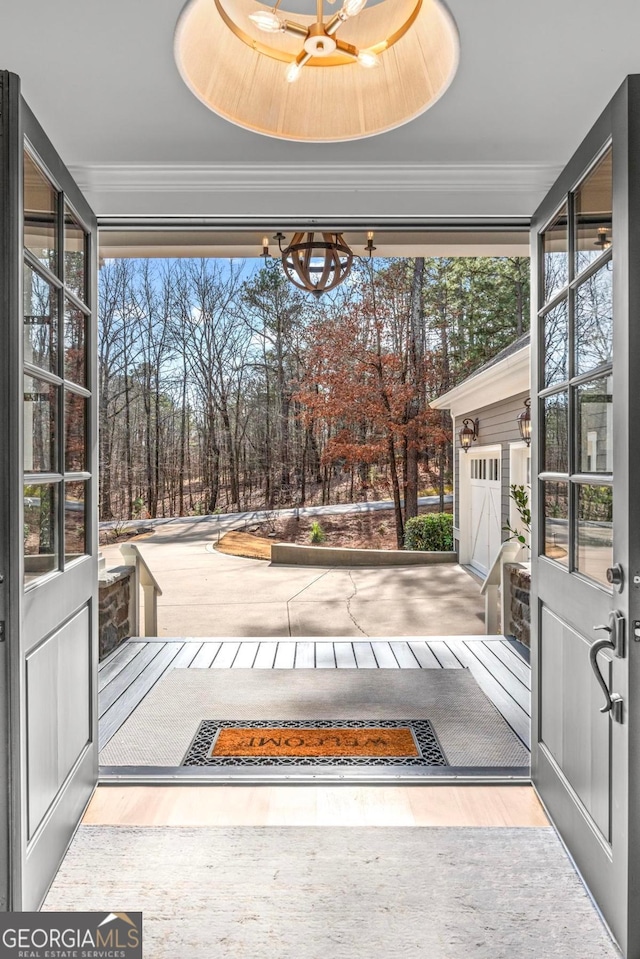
top-left (3, 0), bottom-right (640, 219)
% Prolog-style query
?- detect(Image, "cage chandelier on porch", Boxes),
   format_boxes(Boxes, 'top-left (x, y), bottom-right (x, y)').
top-left (275, 231), bottom-right (354, 296)
top-left (174, 0), bottom-right (460, 141)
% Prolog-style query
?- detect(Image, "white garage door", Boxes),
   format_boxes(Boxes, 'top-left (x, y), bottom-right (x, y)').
top-left (468, 454), bottom-right (502, 575)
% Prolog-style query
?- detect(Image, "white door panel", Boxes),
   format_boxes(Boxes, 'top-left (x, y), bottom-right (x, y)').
top-left (468, 453), bottom-right (501, 575)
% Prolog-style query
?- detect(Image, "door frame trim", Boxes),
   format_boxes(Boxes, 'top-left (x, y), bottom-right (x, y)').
top-left (0, 69), bottom-right (24, 913)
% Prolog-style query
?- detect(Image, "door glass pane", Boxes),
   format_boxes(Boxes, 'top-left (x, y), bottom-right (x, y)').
top-left (24, 483), bottom-right (58, 584)
top-left (576, 484), bottom-right (613, 586)
top-left (543, 298), bottom-right (568, 387)
top-left (24, 150), bottom-right (58, 274)
top-left (24, 375), bottom-right (57, 473)
top-left (544, 392), bottom-right (568, 473)
top-left (65, 392), bottom-right (87, 472)
top-left (577, 376), bottom-right (613, 473)
top-left (64, 206), bottom-right (87, 302)
top-left (23, 263), bottom-right (57, 373)
top-left (574, 148), bottom-right (612, 275)
top-left (542, 203), bottom-right (568, 302)
top-left (64, 300), bottom-right (87, 386)
top-left (575, 264), bottom-right (613, 375)
top-left (65, 480), bottom-right (87, 561)
top-left (542, 480), bottom-right (568, 565)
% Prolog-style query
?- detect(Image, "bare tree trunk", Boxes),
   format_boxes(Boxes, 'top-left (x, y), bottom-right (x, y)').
top-left (143, 367), bottom-right (155, 518)
top-left (178, 360), bottom-right (187, 516)
top-left (123, 367), bottom-right (134, 517)
top-left (204, 401), bottom-right (220, 513)
top-left (154, 377), bottom-right (161, 518)
top-left (439, 435), bottom-right (446, 514)
top-left (220, 401), bottom-right (240, 509)
top-left (99, 373), bottom-right (113, 519)
top-left (388, 434), bottom-right (404, 548)
top-left (275, 321), bottom-right (290, 498)
top-left (405, 257), bottom-right (424, 523)
top-left (515, 266), bottom-right (524, 337)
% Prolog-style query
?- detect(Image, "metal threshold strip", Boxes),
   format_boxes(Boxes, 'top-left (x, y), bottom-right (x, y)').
top-left (99, 764), bottom-right (531, 786)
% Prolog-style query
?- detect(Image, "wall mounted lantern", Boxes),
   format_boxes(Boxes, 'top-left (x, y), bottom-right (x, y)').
top-left (517, 398), bottom-right (531, 446)
top-left (459, 418), bottom-right (478, 452)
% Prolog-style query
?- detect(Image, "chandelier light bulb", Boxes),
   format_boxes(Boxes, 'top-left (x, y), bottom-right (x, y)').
top-left (357, 49), bottom-right (379, 68)
top-left (364, 230), bottom-right (376, 256)
top-left (286, 61), bottom-right (302, 83)
top-left (341, 0), bottom-right (368, 18)
top-left (248, 9), bottom-right (283, 32)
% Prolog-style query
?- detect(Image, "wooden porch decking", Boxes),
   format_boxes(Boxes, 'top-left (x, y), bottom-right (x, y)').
top-left (98, 637), bottom-right (531, 754)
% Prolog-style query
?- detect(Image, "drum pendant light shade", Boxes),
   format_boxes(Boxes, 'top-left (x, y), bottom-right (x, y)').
top-left (174, 0), bottom-right (460, 142)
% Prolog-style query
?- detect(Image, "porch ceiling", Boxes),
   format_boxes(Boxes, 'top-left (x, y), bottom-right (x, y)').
top-left (3, 1), bottom-right (640, 217)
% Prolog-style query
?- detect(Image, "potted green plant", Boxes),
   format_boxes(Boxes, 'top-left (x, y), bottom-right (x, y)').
top-left (503, 484), bottom-right (531, 554)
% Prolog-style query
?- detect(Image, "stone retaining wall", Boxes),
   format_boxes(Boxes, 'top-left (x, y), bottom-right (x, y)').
top-left (99, 565), bottom-right (134, 661)
top-left (271, 543), bottom-right (458, 567)
top-left (505, 562), bottom-right (531, 648)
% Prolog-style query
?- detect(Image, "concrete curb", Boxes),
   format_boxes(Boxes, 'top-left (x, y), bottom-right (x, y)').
top-left (270, 543), bottom-right (458, 567)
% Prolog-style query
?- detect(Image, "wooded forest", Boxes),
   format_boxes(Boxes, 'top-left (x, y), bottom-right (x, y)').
top-left (98, 255), bottom-right (530, 545)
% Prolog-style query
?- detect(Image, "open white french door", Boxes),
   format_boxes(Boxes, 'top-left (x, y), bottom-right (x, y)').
top-left (0, 71), bottom-right (99, 910)
top-left (531, 75), bottom-right (640, 956)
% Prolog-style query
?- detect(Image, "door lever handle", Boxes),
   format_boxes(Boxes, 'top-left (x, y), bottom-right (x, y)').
top-left (590, 612), bottom-right (625, 721)
top-left (590, 635), bottom-right (616, 714)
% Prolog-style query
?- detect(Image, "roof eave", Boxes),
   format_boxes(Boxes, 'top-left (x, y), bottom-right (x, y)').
top-left (430, 345), bottom-right (530, 417)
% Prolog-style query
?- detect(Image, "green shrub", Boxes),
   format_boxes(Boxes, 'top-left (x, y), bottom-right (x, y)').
top-left (404, 513), bottom-right (453, 551)
top-left (309, 520), bottom-right (326, 544)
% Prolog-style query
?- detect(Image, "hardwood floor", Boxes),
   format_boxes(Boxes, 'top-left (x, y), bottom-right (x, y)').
top-left (84, 784), bottom-right (547, 828)
top-left (99, 637), bottom-right (531, 752)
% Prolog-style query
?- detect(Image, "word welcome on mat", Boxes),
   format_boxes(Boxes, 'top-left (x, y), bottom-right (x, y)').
top-left (211, 726), bottom-right (420, 758)
top-left (182, 719), bottom-right (448, 767)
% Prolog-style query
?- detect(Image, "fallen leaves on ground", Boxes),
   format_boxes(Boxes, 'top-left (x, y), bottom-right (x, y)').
top-left (216, 531), bottom-right (272, 561)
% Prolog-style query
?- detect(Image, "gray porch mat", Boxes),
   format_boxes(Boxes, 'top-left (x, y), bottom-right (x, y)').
top-left (99, 668), bottom-right (529, 768)
top-left (43, 826), bottom-right (617, 958)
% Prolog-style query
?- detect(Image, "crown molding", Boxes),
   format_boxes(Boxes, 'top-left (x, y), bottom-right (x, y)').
top-left (69, 161), bottom-right (562, 196)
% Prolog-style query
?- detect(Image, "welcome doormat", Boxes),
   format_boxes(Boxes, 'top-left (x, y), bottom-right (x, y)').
top-left (212, 726), bottom-right (420, 758)
top-left (182, 719), bottom-right (448, 767)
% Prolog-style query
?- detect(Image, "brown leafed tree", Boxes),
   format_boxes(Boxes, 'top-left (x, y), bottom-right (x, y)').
top-left (295, 264), bottom-right (448, 547)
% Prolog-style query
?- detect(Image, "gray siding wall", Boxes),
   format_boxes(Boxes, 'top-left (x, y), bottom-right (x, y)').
top-left (453, 389), bottom-right (530, 541)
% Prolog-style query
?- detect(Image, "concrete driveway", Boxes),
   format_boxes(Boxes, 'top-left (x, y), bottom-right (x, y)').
top-left (102, 519), bottom-right (485, 638)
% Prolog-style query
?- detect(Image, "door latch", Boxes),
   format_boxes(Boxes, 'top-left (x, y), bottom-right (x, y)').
top-left (610, 694), bottom-right (624, 724)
